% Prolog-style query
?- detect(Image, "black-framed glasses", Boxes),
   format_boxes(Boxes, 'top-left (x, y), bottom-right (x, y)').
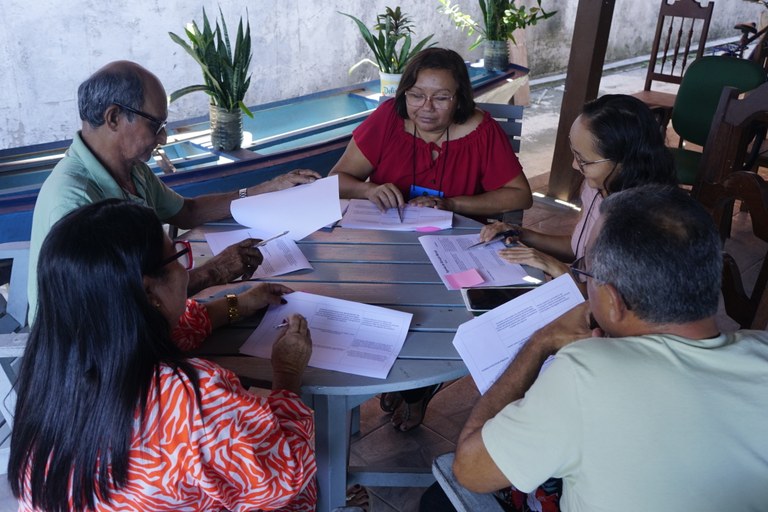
top-left (157, 240), bottom-right (193, 271)
top-left (569, 140), bottom-right (611, 175)
top-left (404, 91), bottom-right (455, 110)
top-left (569, 256), bottom-right (594, 284)
top-left (113, 101), bottom-right (167, 136)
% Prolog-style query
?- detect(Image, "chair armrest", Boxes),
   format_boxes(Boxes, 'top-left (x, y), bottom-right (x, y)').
top-left (432, 453), bottom-right (505, 512)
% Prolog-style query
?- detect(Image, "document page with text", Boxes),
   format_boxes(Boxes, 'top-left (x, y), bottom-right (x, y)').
top-left (452, 274), bottom-right (585, 394)
top-left (240, 291), bottom-right (413, 379)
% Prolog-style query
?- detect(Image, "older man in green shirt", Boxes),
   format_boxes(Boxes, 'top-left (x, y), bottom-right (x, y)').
top-left (28, 61), bottom-right (319, 322)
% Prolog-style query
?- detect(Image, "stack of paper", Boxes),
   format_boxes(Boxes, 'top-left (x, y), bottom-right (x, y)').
top-left (418, 233), bottom-right (535, 289)
top-left (452, 274), bottom-right (585, 394)
top-left (340, 199), bottom-right (453, 231)
top-left (240, 291), bottom-right (413, 379)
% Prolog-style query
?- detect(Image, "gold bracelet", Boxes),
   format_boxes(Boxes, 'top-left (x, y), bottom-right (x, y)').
top-left (226, 294), bottom-right (240, 324)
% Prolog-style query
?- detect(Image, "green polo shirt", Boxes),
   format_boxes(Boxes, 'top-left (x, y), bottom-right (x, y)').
top-left (27, 132), bottom-right (184, 323)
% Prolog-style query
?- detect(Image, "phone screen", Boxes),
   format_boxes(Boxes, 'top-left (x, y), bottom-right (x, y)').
top-left (466, 287), bottom-right (535, 311)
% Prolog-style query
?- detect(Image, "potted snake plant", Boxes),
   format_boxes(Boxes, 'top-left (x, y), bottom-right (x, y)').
top-left (439, 0), bottom-right (556, 71)
top-left (169, 8), bottom-right (253, 151)
top-left (340, 6), bottom-right (436, 96)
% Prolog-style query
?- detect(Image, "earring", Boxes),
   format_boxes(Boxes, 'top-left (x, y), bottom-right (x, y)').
top-left (154, 302), bottom-right (161, 309)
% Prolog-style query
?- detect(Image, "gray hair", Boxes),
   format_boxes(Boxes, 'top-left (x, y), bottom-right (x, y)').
top-left (590, 185), bottom-right (722, 323)
top-left (77, 65), bottom-right (144, 127)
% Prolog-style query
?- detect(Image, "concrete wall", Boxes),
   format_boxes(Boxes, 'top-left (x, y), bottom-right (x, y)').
top-left (0, 0), bottom-right (764, 149)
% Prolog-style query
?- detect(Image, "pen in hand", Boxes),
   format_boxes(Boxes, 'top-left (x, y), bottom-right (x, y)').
top-left (274, 321), bottom-right (288, 329)
top-left (255, 230), bottom-right (289, 247)
top-left (397, 205), bottom-right (404, 223)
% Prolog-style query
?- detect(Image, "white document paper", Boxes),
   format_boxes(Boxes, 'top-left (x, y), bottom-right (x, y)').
top-left (419, 233), bottom-right (534, 289)
top-left (230, 175), bottom-right (342, 240)
top-left (203, 229), bottom-right (312, 278)
top-left (452, 274), bottom-right (585, 394)
top-left (240, 291), bottom-right (413, 379)
top-left (339, 199), bottom-right (453, 231)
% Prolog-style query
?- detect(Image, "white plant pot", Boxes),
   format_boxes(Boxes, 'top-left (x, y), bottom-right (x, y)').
top-left (380, 72), bottom-right (402, 97)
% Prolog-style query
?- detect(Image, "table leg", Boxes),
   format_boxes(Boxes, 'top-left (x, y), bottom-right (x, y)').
top-left (314, 394), bottom-right (350, 512)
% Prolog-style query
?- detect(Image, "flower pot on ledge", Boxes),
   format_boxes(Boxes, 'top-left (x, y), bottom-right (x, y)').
top-left (209, 104), bottom-right (243, 151)
top-left (484, 40), bottom-right (509, 72)
top-left (380, 72), bottom-right (402, 97)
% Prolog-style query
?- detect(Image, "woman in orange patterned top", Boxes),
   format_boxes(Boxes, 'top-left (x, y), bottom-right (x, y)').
top-left (9, 199), bottom-right (317, 512)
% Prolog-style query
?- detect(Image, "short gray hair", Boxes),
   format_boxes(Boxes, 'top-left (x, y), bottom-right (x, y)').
top-left (590, 185), bottom-right (722, 323)
top-left (77, 66), bottom-right (144, 127)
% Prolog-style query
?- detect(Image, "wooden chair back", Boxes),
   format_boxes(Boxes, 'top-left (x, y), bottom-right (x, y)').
top-left (644, 0), bottom-right (714, 90)
top-left (693, 82), bottom-right (768, 196)
top-left (629, 1), bottom-right (715, 129)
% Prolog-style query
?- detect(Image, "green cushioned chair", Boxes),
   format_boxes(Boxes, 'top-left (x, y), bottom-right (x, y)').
top-left (669, 56), bottom-right (766, 186)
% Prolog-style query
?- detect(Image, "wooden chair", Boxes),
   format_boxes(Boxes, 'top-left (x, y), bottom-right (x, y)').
top-left (701, 171), bottom-right (768, 329)
top-left (629, 0), bottom-right (714, 126)
top-left (667, 56), bottom-right (766, 186)
top-left (432, 452), bottom-right (504, 512)
top-left (476, 102), bottom-right (525, 225)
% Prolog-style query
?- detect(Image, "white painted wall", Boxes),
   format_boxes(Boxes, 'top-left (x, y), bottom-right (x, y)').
top-left (0, 0), bottom-right (763, 149)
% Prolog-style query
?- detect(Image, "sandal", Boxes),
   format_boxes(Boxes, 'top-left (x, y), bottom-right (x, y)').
top-left (345, 484), bottom-right (371, 512)
top-left (379, 392), bottom-right (403, 413)
top-left (391, 384), bottom-right (441, 432)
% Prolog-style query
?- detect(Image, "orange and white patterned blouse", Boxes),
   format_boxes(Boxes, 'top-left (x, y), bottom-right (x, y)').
top-left (19, 300), bottom-right (317, 512)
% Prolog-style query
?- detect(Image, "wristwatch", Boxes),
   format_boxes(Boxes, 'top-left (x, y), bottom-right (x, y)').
top-left (238, 188), bottom-right (248, 199)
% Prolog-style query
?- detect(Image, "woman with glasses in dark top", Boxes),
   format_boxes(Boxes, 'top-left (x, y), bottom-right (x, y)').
top-left (480, 94), bottom-right (677, 281)
top-left (9, 199), bottom-right (317, 512)
top-left (329, 47), bottom-right (533, 432)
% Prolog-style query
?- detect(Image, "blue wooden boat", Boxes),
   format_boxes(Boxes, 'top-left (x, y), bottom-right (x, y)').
top-left (0, 63), bottom-right (527, 243)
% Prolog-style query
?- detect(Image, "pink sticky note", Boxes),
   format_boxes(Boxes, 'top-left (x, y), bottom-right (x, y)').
top-left (416, 226), bottom-right (442, 232)
top-left (446, 268), bottom-right (485, 289)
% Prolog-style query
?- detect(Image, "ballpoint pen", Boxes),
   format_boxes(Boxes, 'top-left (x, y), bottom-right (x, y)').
top-left (255, 230), bottom-right (289, 247)
top-left (397, 205), bottom-right (404, 223)
top-left (467, 228), bottom-right (521, 249)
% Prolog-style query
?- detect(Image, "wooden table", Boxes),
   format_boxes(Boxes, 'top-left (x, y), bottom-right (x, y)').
top-left (183, 216), bottom-right (487, 512)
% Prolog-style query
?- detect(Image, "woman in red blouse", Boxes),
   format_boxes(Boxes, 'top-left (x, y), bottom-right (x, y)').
top-left (9, 199), bottom-right (317, 511)
top-left (330, 48), bottom-right (533, 431)
top-left (330, 47), bottom-right (532, 220)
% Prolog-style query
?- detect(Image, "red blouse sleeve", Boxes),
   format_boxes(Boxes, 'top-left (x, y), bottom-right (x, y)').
top-left (353, 99), bottom-right (401, 168)
top-left (171, 299), bottom-right (213, 351)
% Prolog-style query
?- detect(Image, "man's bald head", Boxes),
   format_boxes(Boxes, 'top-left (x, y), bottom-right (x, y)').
top-left (77, 61), bottom-right (165, 128)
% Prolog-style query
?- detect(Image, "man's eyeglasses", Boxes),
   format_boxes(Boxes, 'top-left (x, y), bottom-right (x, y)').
top-left (113, 102), bottom-right (167, 136)
top-left (157, 240), bottom-right (193, 271)
top-left (404, 91), bottom-right (455, 110)
top-left (569, 141), bottom-right (611, 175)
top-left (569, 256), bottom-right (595, 284)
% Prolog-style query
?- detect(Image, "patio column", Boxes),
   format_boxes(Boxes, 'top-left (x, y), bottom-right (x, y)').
top-left (547, 0), bottom-right (616, 201)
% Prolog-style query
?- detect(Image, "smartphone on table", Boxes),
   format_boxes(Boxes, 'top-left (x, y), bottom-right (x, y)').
top-left (460, 286), bottom-right (537, 313)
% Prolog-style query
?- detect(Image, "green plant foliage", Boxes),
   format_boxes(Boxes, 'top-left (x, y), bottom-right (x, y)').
top-left (438, 0), bottom-right (556, 49)
top-left (340, 7), bottom-right (436, 74)
top-left (169, 7), bottom-right (253, 117)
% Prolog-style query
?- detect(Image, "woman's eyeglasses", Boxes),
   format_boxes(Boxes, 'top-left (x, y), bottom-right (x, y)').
top-left (156, 240), bottom-right (193, 271)
top-left (404, 91), bottom-right (455, 110)
top-left (113, 102), bottom-right (168, 136)
top-left (569, 141), bottom-right (611, 175)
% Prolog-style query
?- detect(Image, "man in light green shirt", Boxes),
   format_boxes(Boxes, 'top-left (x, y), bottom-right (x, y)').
top-left (454, 185), bottom-right (768, 511)
top-left (28, 61), bottom-right (319, 322)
